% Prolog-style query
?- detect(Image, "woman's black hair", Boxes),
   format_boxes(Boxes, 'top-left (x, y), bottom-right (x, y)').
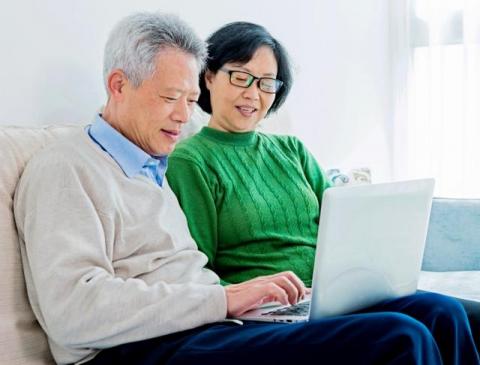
top-left (198, 22), bottom-right (293, 116)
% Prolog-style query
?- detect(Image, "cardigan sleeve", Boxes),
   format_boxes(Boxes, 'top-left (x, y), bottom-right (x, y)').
top-left (166, 156), bottom-right (221, 276)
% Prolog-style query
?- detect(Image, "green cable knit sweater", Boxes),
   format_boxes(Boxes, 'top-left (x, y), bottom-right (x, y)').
top-left (167, 127), bottom-right (331, 286)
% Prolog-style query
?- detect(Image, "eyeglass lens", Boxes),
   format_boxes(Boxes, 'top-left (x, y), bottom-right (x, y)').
top-left (229, 71), bottom-right (282, 93)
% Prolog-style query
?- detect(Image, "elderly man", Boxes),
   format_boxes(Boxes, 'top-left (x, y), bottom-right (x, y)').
top-left (14, 12), bottom-right (479, 365)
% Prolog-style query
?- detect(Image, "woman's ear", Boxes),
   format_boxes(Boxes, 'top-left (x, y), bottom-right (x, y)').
top-left (204, 70), bottom-right (215, 90)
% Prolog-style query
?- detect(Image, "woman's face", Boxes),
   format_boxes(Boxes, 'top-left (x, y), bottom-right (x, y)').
top-left (205, 46), bottom-right (278, 133)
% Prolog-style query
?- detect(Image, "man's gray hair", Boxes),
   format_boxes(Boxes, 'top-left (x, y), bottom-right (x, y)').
top-left (103, 12), bottom-right (207, 91)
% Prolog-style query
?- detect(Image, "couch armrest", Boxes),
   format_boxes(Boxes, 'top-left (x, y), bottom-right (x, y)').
top-left (422, 197), bottom-right (480, 271)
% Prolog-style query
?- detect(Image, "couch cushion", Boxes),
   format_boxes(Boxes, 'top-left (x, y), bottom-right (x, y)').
top-left (419, 271), bottom-right (480, 302)
top-left (423, 198), bottom-right (480, 271)
top-left (0, 125), bottom-right (82, 364)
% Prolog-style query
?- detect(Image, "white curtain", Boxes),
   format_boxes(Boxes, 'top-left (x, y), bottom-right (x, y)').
top-left (391, 0), bottom-right (480, 198)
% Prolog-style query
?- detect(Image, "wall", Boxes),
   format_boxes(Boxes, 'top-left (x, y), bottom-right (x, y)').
top-left (0, 0), bottom-right (392, 181)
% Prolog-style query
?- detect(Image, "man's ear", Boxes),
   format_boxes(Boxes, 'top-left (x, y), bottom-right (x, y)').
top-left (204, 70), bottom-right (215, 91)
top-left (107, 69), bottom-right (128, 100)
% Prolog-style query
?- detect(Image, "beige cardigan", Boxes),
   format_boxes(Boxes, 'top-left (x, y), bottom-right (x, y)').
top-left (14, 130), bottom-right (227, 364)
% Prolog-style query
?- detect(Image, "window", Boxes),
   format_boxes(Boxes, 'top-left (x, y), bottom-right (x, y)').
top-left (393, 0), bottom-right (480, 198)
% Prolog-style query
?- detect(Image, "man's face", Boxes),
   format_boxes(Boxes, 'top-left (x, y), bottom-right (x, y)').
top-left (115, 48), bottom-right (200, 155)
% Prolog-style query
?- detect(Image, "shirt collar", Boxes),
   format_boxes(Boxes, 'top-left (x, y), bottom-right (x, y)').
top-left (87, 115), bottom-right (168, 181)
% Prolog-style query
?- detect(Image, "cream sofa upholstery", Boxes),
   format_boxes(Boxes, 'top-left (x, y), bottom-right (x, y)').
top-left (0, 125), bottom-right (82, 364)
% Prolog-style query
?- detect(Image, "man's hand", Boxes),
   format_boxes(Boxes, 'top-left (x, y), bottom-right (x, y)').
top-left (224, 271), bottom-right (307, 317)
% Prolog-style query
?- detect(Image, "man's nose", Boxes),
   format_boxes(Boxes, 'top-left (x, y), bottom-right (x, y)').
top-left (172, 100), bottom-right (191, 123)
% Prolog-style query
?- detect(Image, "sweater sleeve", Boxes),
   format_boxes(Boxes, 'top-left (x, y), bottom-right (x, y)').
top-left (14, 159), bottom-right (227, 351)
top-left (294, 137), bottom-right (332, 203)
top-left (166, 156), bottom-right (222, 278)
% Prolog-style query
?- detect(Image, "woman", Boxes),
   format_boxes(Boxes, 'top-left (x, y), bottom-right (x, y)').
top-left (166, 22), bottom-right (479, 364)
top-left (167, 22), bottom-right (329, 287)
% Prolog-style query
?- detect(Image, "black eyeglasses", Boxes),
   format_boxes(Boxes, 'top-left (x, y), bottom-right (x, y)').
top-left (219, 68), bottom-right (283, 94)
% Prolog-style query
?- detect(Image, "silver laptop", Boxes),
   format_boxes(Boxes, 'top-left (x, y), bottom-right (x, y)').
top-left (236, 179), bottom-right (435, 323)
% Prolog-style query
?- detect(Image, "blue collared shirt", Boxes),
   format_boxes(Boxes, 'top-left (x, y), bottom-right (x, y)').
top-left (86, 115), bottom-right (168, 187)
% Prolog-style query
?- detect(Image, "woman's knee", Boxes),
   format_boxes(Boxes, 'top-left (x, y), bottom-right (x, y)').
top-left (341, 312), bottom-right (435, 347)
top-left (418, 292), bottom-right (468, 320)
top-left (385, 312), bottom-right (432, 337)
top-left (362, 313), bottom-right (440, 363)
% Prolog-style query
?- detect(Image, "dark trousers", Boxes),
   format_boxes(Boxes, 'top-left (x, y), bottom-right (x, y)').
top-left (456, 297), bottom-right (480, 351)
top-left (86, 292), bottom-right (479, 365)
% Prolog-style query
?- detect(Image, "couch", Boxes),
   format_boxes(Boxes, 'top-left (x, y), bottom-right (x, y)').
top-left (419, 197), bottom-right (480, 301)
top-left (1, 125), bottom-right (479, 364)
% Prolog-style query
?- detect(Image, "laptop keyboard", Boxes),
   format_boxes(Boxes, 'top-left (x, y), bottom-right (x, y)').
top-left (263, 301), bottom-right (310, 316)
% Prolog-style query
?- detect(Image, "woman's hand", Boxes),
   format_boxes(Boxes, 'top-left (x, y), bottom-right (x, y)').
top-left (224, 271), bottom-right (307, 317)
